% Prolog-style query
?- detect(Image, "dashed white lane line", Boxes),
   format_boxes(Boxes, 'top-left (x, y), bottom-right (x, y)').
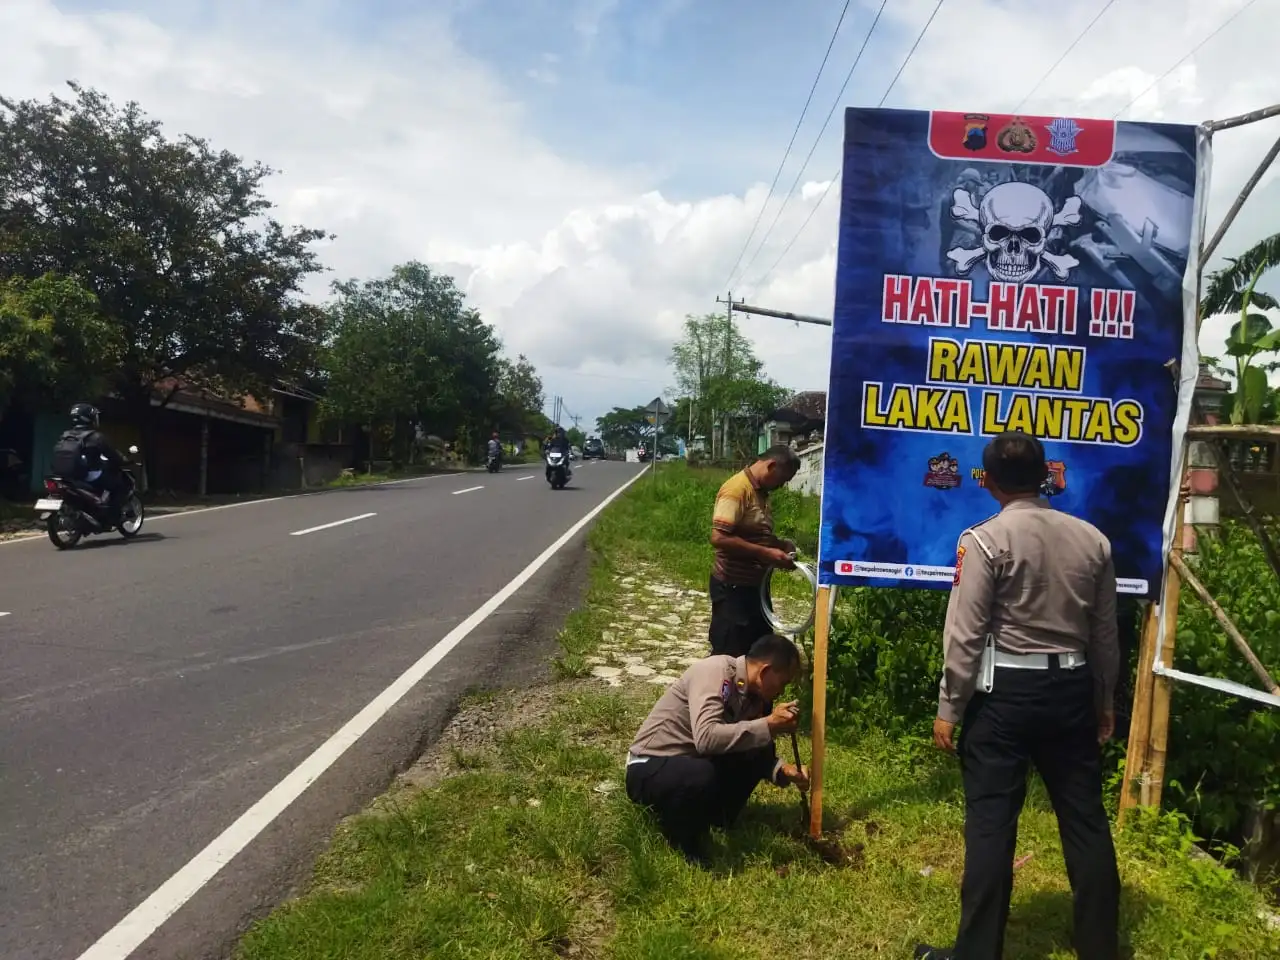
top-left (0, 612), bottom-right (9, 618)
top-left (517, 476), bottom-right (533, 481)
top-left (74, 464), bottom-right (650, 960)
top-left (288, 513), bottom-right (377, 537)
top-left (451, 485), bottom-right (484, 495)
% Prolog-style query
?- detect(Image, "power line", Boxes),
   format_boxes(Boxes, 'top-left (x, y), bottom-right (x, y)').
top-left (720, 0), bottom-right (854, 292)
top-left (730, 0), bottom-right (892, 292)
top-left (747, 0), bottom-right (948, 291)
top-left (1013, 0), bottom-right (1120, 113)
top-left (1113, 0), bottom-right (1261, 119)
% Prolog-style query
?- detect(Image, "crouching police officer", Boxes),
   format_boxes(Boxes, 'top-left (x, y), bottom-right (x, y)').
top-left (625, 633), bottom-right (809, 865)
top-left (916, 430), bottom-right (1121, 960)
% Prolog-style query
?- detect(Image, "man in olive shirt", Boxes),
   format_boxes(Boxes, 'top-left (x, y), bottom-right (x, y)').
top-left (917, 431), bottom-right (1121, 960)
top-left (626, 634), bottom-right (809, 865)
top-left (708, 445), bottom-right (802, 657)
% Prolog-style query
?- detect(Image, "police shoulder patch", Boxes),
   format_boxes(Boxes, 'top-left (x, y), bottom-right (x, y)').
top-left (720, 679), bottom-right (733, 702)
top-left (953, 544), bottom-right (966, 586)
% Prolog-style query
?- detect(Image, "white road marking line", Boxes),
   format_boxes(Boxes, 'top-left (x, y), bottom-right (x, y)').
top-left (451, 485), bottom-right (484, 495)
top-left (0, 612), bottom-right (9, 617)
top-left (74, 464), bottom-right (650, 960)
top-left (0, 473), bottom-right (470, 547)
top-left (288, 513), bottom-right (377, 537)
top-left (517, 476), bottom-right (533, 481)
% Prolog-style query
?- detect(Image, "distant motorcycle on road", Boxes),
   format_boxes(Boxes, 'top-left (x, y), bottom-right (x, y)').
top-left (545, 449), bottom-right (570, 489)
top-left (486, 453), bottom-right (501, 473)
top-left (34, 445), bottom-right (146, 550)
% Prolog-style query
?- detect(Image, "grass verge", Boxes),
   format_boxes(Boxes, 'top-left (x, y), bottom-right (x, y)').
top-left (236, 464), bottom-right (1280, 960)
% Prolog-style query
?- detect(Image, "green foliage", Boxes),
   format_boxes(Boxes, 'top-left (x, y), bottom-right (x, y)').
top-left (595, 404), bottom-right (651, 451)
top-left (1201, 233), bottom-right (1280, 424)
top-left (0, 273), bottom-right (119, 416)
top-left (668, 312), bottom-right (789, 458)
top-left (320, 262), bottom-right (543, 464)
top-left (826, 588), bottom-right (950, 738)
top-left (0, 84), bottom-right (328, 417)
top-left (1164, 521), bottom-right (1280, 841)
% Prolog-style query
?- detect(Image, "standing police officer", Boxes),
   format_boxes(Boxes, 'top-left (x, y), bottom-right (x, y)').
top-left (916, 431), bottom-right (1121, 960)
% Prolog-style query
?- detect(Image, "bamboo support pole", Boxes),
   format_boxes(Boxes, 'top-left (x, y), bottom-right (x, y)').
top-left (1119, 604), bottom-right (1159, 825)
top-left (808, 585), bottom-right (833, 839)
top-left (1144, 505), bottom-right (1184, 809)
top-left (1170, 553), bottom-right (1280, 696)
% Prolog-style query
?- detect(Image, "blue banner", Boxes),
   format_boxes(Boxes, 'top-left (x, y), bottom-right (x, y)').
top-left (819, 107), bottom-right (1201, 598)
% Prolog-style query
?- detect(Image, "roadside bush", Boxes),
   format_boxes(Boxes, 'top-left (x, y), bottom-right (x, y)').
top-left (1164, 520), bottom-right (1280, 845)
top-left (825, 587), bottom-right (948, 739)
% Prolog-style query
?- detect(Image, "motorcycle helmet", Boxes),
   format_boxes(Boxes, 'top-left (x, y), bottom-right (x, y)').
top-left (70, 402), bottom-right (100, 428)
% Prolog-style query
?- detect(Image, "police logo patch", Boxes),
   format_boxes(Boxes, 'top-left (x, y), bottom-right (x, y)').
top-left (720, 679), bottom-right (733, 702)
top-left (953, 545), bottom-right (966, 586)
top-left (996, 117), bottom-right (1037, 154)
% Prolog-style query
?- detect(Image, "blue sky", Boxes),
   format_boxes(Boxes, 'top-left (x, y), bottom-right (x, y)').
top-left (9, 0), bottom-right (1280, 426)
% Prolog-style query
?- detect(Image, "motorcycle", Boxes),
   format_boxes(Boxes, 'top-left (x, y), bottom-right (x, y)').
top-left (545, 449), bottom-right (570, 489)
top-left (34, 445), bottom-right (146, 550)
top-left (486, 453), bottom-right (501, 473)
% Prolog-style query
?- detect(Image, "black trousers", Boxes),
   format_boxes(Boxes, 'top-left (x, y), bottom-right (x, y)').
top-left (625, 750), bottom-right (775, 855)
top-left (708, 575), bottom-right (772, 658)
top-left (955, 664), bottom-right (1120, 960)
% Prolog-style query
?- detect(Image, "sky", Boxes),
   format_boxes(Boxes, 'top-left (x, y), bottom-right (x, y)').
top-left (2, 0), bottom-right (1278, 429)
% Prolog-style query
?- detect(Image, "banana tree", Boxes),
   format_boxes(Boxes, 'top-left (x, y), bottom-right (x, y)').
top-left (1201, 233), bottom-right (1280, 424)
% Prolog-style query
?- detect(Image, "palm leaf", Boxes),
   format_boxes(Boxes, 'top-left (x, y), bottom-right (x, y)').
top-left (1201, 232), bottom-right (1280, 319)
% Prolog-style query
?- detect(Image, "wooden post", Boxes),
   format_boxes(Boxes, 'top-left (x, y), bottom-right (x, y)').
top-left (1118, 603), bottom-right (1159, 824)
top-left (807, 586), bottom-right (834, 838)
top-left (1145, 501), bottom-right (1185, 809)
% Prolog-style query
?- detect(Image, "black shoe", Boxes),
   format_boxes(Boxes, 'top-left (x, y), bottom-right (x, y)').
top-left (914, 947), bottom-right (955, 960)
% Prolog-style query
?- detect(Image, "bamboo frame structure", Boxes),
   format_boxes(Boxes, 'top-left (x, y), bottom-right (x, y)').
top-left (808, 585), bottom-right (833, 838)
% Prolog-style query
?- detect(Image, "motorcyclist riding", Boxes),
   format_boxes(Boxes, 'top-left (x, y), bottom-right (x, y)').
top-left (486, 432), bottom-right (502, 463)
top-left (50, 403), bottom-right (126, 520)
top-left (545, 426), bottom-right (572, 481)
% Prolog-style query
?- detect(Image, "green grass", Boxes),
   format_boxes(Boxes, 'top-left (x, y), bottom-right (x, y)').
top-left (237, 695), bottom-right (1280, 960)
top-left (236, 463), bottom-right (1280, 960)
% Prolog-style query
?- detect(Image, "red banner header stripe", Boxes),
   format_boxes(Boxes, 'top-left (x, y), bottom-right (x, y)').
top-left (928, 111), bottom-right (1116, 167)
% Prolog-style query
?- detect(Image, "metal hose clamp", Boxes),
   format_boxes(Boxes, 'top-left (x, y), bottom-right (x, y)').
top-left (760, 559), bottom-right (818, 637)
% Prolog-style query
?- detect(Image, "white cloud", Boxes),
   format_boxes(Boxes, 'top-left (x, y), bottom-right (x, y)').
top-left (2, 0), bottom-right (1277, 425)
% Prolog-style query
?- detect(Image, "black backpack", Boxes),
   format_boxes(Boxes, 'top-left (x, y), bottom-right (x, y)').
top-left (51, 428), bottom-right (91, 479)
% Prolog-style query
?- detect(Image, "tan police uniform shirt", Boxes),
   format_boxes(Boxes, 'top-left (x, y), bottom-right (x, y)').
top-left (938, 497), bottom-right (1120, 724)
top-left (630, 655), bottom-right (775, 758)
top-left (711, 470), bottom-right (777, 586)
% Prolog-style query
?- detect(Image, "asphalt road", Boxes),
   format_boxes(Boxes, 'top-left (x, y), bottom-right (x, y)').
top-left (0, 459), bottom-right (646, 960)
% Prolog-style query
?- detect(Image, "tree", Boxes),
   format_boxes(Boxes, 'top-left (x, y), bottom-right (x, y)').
top-left (0, 84), bottom-right (328, 468)
top-left (596, 405), bottom-right (651, 451)
top-left (493, 353), bottom-right (545, 437)
top-left (1202, 233), bottom-right (1280, 424)
top-left (320, 262), bottom-right (504, 465)
top-left (0, 273), bottom-right (120, 417)
top-left (566, 426), bottom-right (586, 448)
top-left (668, 312), bottom-right (789, 458)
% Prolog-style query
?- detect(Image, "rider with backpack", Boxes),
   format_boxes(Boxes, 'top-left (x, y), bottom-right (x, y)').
top-left (50, 403), bottom-right (127, 520)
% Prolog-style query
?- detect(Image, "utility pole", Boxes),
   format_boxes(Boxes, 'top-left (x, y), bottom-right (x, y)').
top-left (714, 292), bottom-right (738, 460)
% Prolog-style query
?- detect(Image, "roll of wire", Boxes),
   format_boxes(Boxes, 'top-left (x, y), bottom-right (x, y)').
top-left (760, 557), bottom-right (818, 637)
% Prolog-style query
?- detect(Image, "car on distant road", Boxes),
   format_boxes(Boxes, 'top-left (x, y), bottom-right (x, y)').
top-left (583, 437), bottom-right (605, 459)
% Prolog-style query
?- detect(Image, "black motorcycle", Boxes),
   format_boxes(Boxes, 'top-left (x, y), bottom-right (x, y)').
top-left (545, 448), bottom-right (570, 489)
top-left (486, 453), bottom-right (501, 473)
top-left (34, 445), bottom-right (146, 549)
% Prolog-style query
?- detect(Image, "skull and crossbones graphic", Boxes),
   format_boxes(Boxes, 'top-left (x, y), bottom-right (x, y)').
top-left (945, 181), bottom-right (1082, 284)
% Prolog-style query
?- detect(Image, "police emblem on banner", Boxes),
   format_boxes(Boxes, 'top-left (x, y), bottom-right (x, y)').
top-left (1043, 460), bottom-right (1068, 497)
top-left (924, 452), bottom-right (961, 489)
top-left (1045, 117), bottom-right (1083, 156)
top-left (996, 117), bottom-right (1037, 154)
top-left (962, 114), bottom-right (988, 151)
